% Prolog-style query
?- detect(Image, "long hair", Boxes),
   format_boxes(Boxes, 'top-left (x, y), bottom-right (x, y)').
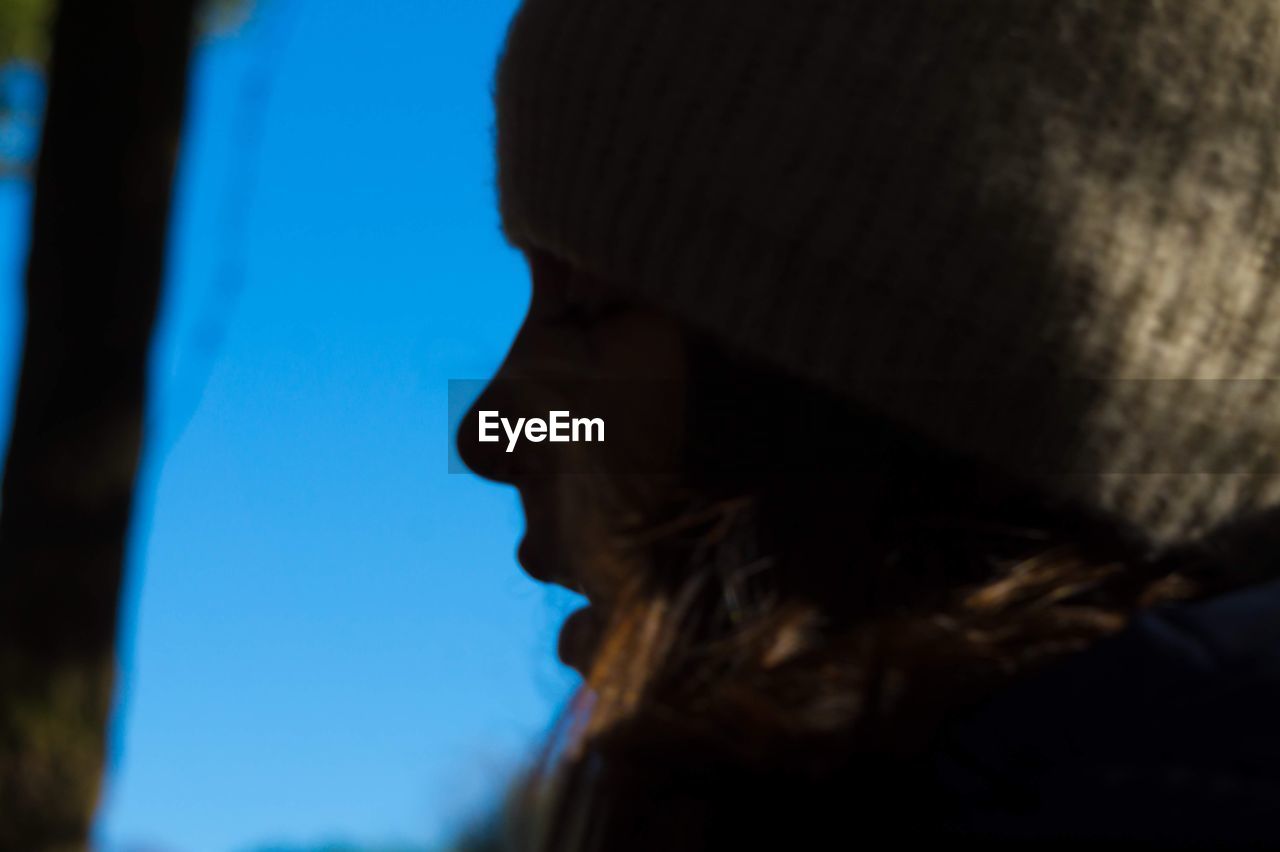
top-left (491, 338), bottom-right (1255, 852)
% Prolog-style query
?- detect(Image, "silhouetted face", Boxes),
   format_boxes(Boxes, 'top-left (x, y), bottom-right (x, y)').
top-left (456, 252), bottom-right (689, 670)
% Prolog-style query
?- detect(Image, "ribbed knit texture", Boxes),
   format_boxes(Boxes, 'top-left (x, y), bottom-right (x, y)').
top-left (494, 0), bottom-right (1280, 550)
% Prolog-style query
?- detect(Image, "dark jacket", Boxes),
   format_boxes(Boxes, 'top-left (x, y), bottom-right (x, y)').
top-left (930, 570), bottom-right (1280, 849)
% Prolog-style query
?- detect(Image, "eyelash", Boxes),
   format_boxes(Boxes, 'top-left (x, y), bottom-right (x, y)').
top-left (551, 301), bottom-right (589, 323)
top-left (543, 296), bottom-right (619, 327)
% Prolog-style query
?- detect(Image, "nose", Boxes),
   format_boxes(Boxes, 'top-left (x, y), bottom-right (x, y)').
top-left (456, 380), bottom-right (519, 484)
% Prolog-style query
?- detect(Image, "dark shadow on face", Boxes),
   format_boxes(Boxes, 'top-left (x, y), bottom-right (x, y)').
top-left (455, 251), bottom-right (690, 664)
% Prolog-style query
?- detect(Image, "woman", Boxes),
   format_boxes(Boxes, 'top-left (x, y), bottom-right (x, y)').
top-left (457, 1), bottom-right (1280, 848)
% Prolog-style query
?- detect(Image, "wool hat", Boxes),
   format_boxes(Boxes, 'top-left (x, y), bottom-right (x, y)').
top-left (492, 0), bottom-right (1280, 551)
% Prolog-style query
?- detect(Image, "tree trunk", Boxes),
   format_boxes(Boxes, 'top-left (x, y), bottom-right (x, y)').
top-left (0, 0), bottom-right (197, 847)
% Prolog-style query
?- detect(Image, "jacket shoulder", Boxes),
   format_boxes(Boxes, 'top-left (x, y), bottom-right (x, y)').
top-left (929, 574), bottom-right (1280, 848)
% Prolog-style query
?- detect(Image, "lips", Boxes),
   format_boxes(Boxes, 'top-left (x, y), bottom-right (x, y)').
top-left (516, 529), bottom-right (555, 585)
top-left (515, 527), bottom-right (601, 671)
top-left (514, 488), bottom-right (605, 672)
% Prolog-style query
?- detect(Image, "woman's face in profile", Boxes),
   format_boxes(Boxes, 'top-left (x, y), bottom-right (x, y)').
top-left (456, 252), bottom-right (689, 670)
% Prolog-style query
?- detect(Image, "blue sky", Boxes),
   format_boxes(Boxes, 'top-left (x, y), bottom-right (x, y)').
top-left (0, 2), bottom-right (580, 849)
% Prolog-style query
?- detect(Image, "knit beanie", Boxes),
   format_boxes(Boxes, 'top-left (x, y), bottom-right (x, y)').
top-left (492, 0), bottom-right (1280, 552)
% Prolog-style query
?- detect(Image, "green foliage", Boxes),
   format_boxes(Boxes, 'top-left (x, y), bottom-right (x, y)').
top-left (202, 0), bottom-right (257, 36)
top-left (0, 0), bottom-right (53, 64)
top-left (0, 0), bottom-right (254, 66)
top-left (0, 650), bottom-right (116, 849)
top-left (0, 0), bottom-right (254, 177)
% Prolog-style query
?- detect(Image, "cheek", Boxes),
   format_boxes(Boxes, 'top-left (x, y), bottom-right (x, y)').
top-left (552, 468), bottom-right (658, 602)
top-left (591, 309), bottom-right (687, 378)
top-left (584, 312), bottom-right (688, 474)
top-left (496, 304), bottom-right (692, 583)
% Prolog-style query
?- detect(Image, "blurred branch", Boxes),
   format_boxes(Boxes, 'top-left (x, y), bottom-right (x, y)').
top-left (0, 0), bottom-right (197, 847)
top-left (0, 159), bottom-right (33, 180)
